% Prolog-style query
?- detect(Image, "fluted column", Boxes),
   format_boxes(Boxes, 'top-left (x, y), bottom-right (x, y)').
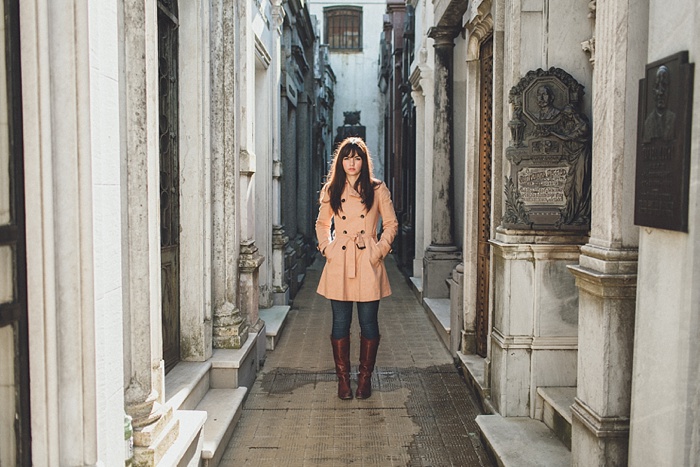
top-left (423, 27), bottom-right (462, 298)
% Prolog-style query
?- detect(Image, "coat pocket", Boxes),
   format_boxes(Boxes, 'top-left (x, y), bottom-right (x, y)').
top-left (369, 239), bottom-right (383, 266)
top-left (324, 241), bottom-right (337, 263)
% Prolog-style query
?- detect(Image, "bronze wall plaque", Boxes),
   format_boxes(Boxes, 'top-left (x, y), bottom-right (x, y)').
top-left (635, 51), bottom-right (694, 232)
top-left (502, 68), bottom-right (591, 231)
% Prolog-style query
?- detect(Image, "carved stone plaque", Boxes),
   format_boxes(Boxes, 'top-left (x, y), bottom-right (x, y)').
top-left (635, 52), bottom-right (694, 232)
top-left (503, 68), bottom-right (591, 230)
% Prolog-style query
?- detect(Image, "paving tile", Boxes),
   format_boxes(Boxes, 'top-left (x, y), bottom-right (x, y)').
top-left (219, 256), bottom-right (493, 466)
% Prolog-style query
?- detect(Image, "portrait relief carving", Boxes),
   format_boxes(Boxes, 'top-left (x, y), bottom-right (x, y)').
top-left (503, 67), bottom-right (591, 231)
top-left (635, 52), bottom-right (694, 232)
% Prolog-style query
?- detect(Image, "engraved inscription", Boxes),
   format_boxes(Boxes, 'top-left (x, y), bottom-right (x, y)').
top-left (518, 167), bottom-right (567, 205)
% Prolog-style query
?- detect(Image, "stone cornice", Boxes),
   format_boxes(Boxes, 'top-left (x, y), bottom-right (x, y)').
top-left (568, 264), bottom-right (637, 299)
top-left (428, 26), bottom-right (461, 47)
top-left (434, 0), bottom-right (469, 28)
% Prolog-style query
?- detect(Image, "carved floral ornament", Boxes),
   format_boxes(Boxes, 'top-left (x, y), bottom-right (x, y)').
top-left (503, 67), bottom-right (591, 231)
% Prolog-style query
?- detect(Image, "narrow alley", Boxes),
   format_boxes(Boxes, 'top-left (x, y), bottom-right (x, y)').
top-left (219, 255), bottom-right (494, 466)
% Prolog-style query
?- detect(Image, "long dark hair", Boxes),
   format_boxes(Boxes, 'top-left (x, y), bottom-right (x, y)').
top-left (323, 137), bottom-right (378, 214)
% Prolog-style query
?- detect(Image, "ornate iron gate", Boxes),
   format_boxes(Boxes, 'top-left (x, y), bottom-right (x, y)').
top-left (476, 36), bottom-right (493, 357)
top-left (0, 0), bottom-right (30, 462)
top-left (158, 0), bottom-right (180, 374)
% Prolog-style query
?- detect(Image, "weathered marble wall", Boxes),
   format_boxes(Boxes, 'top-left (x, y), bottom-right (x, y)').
top-left (629, 3), bottom-right (700, 464)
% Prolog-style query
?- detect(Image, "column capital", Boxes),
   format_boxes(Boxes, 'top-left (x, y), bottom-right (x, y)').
top-left (428, 26), bottom-right (460, 46)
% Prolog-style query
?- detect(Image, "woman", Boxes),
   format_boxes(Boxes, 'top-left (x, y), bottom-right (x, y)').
top-left (315, 137), bottom-right (398, 400)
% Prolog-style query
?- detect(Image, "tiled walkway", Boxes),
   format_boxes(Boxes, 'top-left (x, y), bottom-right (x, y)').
top-left (220, 256), bottom-right (494, 466)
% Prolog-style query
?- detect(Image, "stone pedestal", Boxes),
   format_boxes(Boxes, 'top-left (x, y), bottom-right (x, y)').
top-left (423, 245), bottom-right (462, 298)
top-left (490, 230), bottom-right (584, 417)
top-left (272, 224), bottom-right (290, 305)
top-left (213, 302), bottom-right (249, 349)
top-left (239, 240), bottom-right (265, 329)
top-left (568, 245), bottom-right (637, 467)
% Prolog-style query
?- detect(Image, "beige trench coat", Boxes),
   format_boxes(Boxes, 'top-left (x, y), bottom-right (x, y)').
top-left (315, 181), bottom-right (398, 302)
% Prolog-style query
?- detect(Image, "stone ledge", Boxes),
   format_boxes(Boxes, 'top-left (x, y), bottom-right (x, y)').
top-left (476, 415), bottom-right (571, 467)
top-left (423, 297), bottom-right (450, 350)
top-left (165, 361), bottom-right (212, 411)
top-left (198, 387), bottom-right (247, 467)
top-left (211, 331), bottom-right (261, 390)
top-left (156, 410), bottom-right (206, 467)
top-left (259, 305), bottom-right (290, 350)
top-left (537, 386), bottom-right (575, 425)
top-left (457, 352), bottom-right (495, 415)
top-left (537, 386), bottom-right (576, 450)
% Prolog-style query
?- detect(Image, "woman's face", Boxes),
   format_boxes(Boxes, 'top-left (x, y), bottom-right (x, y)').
top-left (342, 151), bottom-right (363, 178)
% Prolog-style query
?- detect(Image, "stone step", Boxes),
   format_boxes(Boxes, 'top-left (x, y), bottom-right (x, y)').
top-left (476, 415), bottom-right (571, 467)
top-left (198, 387), bottom-right (247, 467)
top-left (259, 305), bottom-right (290, 350)
top-left (165, 361), bottom-right (212, 411)
top-left (156, 409), bottom-right (207, 467)
top-left (457, 352), bottom-right (494, 414)
top-left (537, 386), bottom-right (576, 450)
top-left (422, 297), bottom-right (451, 351)
top-left (210, 332), bottom-right (259, 390)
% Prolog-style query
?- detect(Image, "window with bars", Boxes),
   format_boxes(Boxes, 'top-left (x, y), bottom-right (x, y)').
top-left (324, 7), bottom-right (362, 51)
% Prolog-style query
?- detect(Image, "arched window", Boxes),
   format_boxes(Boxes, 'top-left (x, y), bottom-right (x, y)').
top-left (324, 6), bottom-right (362, 51)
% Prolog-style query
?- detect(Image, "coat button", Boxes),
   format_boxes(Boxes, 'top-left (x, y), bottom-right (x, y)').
top-left (343, 230), bottom-right (347, 234)
top-left (342, 216), bottom-right (346, 220)
top-left (342, 245), bottom-right (346, 250)
top-left (360, 214), bottom-right (365, 218)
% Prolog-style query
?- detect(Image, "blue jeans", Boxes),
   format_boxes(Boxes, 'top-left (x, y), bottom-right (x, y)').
top-left (330, 300), bottom-right (380, 340)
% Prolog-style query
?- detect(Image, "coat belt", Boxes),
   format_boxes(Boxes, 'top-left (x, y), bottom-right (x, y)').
top-left (335, 232), bottom-right (376, 279)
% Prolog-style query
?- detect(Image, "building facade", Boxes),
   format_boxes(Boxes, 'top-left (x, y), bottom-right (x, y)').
top-left (0, 0), bottom-right (331, 465)
top-left (307, 0), bottom-right (387, 181)
top-left (386, 0), bottom-right (700, 464)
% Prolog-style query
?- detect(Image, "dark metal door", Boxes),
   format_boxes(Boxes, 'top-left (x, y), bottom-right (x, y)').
top-left (476, 36), bottom-right (493, 358)
top-left (158, 0), bottom-right (180, 374)
top-left (0, 0), bottom-right (30, 463)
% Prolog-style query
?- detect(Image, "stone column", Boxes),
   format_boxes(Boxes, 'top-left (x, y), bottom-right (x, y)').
top-left (118, 1), bottom-right (180, 463)
top-left (409, 53), bottom-right (434, 280)
top-left (237, 0), bottom-right (264, 333)
top-left (271, 1), bottom-right (290, 305)
top-left (568, 0), bottom-right (645, 464)
top-left (211, 0), bottom-right (248, 349)
top-left (423, 27), bottom-right (462, 298)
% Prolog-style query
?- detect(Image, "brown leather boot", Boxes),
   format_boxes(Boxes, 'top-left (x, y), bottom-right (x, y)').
top-left (330, 336), bottom-right (353, 400)
top-left (356, 335), bottom-right (380, 399)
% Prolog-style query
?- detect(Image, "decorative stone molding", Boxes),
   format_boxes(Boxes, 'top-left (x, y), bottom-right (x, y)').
top-left (581, 37), bottom-right (595, 67)
top-left (466, 0), bottom-right (493, 61)
top-left (587, 0), bottom-right (596, 19)
top-left (271, 0), bottom-right (285, 32)
top-left (572, 397), bottom-right (630, 438)
top-left (582, 1), bottom-right (596, 66)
